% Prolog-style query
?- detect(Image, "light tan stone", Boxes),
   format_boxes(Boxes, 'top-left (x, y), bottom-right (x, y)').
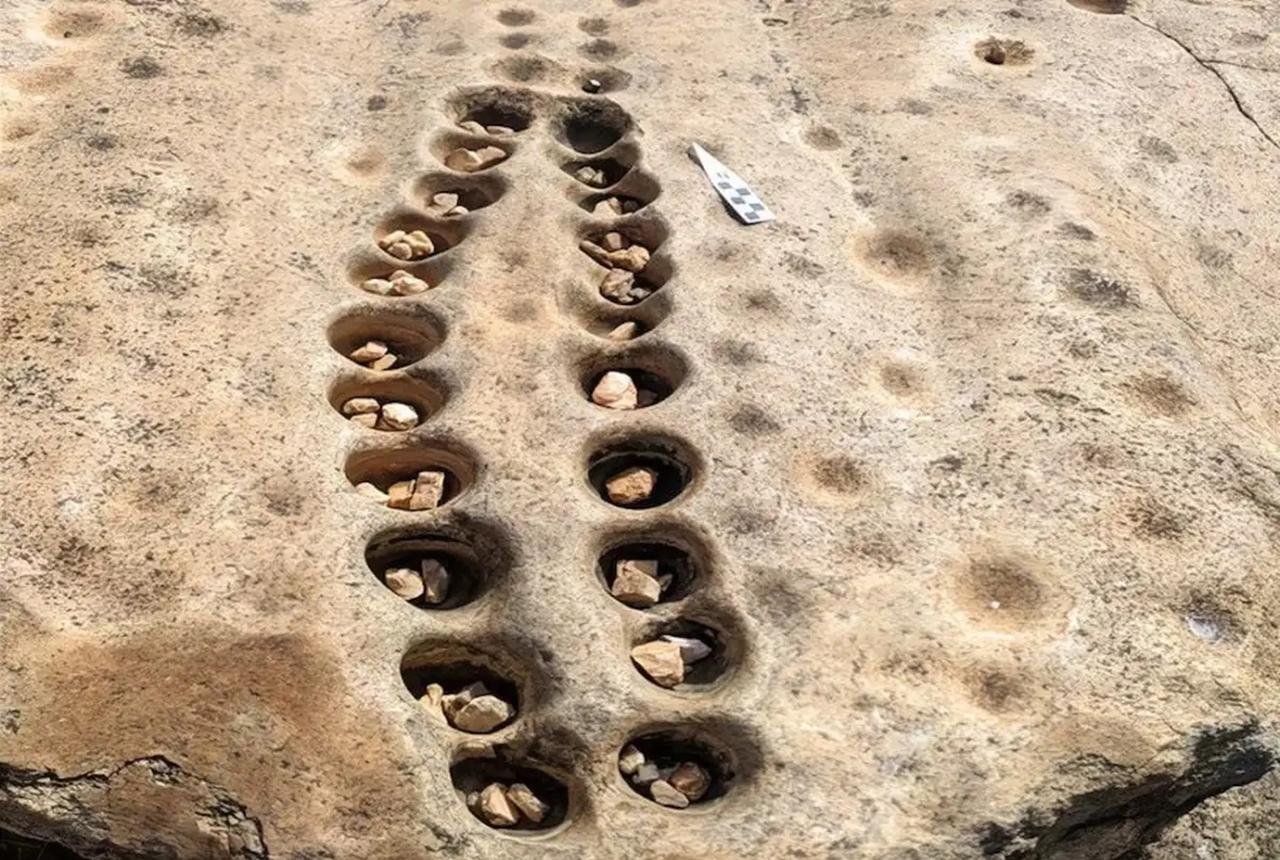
top-left (451, 695), bottom-right (513, 733)
top-left (348, 341), bottom-right (387, 363)
top-left (618, 744), bottom-right (645, 776)
top-left (591, 371), bottom-right (638, 410)
top-left (605, 245), bottom-right (650, 272)
top-left (575, 165), bottom-right (607, 186)
top-left (506, 783), bottom-right (548, 823)
top-left (605, 466), bottom-right (657, 505)
top-left (485, 124), bottom-right (514, 136)
top-left (608, 321), bottom-right (639, 341)
top-left (340, 397), bottom-right (379, 416)
top-left (369, 353), bottom-right (397, 371)
top-left (348, 412), bottom-right (378, 428)
top-left (354, 481), bottom-right (388, 502)
top-left (477, 783), bottom-right (519, 827)
top-left (650, 779), bottom-right (690, 809)
top-left (377, 402), bottom-right (418, 431)
top-left (386, 479), bottom-right (415, 510)
top-left (384, 567), bottom-right (424, 600)
top-left (612, 559), bottom-right (662, 607)
top-left (408, 470), bottom-right (445, 510)
top-left (602, 232), bottom-right (625, 251)
top-left (457, 119), bottom-right (486, 135)
top-left (630, 640), bottom-right (685, 687)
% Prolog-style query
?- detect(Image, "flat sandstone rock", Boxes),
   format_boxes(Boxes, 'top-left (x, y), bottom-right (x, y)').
top-left (2, 1), bottom-right (1277, 858)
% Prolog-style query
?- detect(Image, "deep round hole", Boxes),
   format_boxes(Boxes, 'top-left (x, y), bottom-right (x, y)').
top-left (400, 644), bottom-right (521, 733)
top-left (450, 756), bottom-right (570, 832)
top-left (327, 309), bottom-right (445, 370)
top-left (344, 442), bottom-right (476, 510)
top-left (597, 536), bottom-right (701, 607)
top-left (619, 729), bottom-right (735, 808)
top-left (566, 282), bottom-right (672, 340)
top-left (553, 100), bottom-right (631, 154)
top-left (630, 617), bottom-right (730, 688)
top-left (328, 374), bottom-right (447, 432)
top-left (366, 524), bottom-right (504, 610)
top-left (586, 436), bottom-right (695, 510)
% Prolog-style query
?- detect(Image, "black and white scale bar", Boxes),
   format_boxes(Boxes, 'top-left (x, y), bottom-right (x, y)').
top-left (689, 143), bottom-right (775, 225)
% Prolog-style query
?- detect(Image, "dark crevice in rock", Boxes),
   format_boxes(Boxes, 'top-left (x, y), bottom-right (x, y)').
top-left (977, 723), bottom-right (1274, 859)
top-left (0, 756), bottom-right (268, 860)
top-left (1127, 15), bottom-right (1279, 151)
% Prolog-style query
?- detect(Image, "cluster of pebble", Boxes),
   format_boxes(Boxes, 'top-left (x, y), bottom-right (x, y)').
top-left (384, 558), bottom-right (450, 605)
top-left (466, 782), bottom-right (549, 828)
top-left (421, 681), bottom-right (515, 734)
top-left (340, 397), bottom-right (419, 430)
top-left (359, 270), bottom-right (429, 297)
top-left (356, 470), bottom-right (445, 511)
top-left (583, 231), bottom-right (654, 305)
top-left (348, 339), bottom-right (400, 370)
top-left (617, 746), bottom-right (710, 809)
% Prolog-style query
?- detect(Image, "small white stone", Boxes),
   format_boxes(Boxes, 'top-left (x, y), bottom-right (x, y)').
top-left (384, 567), bottom-right (424, 600)
top-left (618, 745), bottom-right (645, 776)
top-left (458, 120), bottom-right (486, 135)
top-left (389, 270), bottom-right (429, 295)
top-left (360, 277), bottom-right (395, 296)
top-left (377, 402), bottom-right (419, 431)
top-left (370, 353), bottom-right (397, 371)
top-left (602, 232), bottom-right (626, 251)
top-left (661, 634), bottom-right (712, 663)
top-left (632, 762), bottom-right (660, 785)
top-left (485, 124), bottom-right (514, 136)
top-left (348, 412), bottom-right (379, 428)
top-left (592, 196), bottom-right (624, 217)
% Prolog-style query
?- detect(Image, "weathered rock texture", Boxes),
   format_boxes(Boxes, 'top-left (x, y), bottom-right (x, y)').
top-left (2, 0), bottom-right (1279, 857)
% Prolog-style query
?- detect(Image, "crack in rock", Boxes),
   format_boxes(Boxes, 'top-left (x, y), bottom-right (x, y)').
top-left (976, 723), bottom-right (1275, 859)
top-left (0, 755), bottom-right (268, 859)
top-left (1127, 14), bottom-right (1279, 151)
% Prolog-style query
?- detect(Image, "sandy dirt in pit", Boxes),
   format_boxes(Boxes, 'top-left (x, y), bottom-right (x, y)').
top-left (1, 0), bottom-right (1280, 857)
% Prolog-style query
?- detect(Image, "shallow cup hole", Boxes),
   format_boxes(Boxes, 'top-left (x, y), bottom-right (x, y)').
top-left (328, 374), bottom-right (447, 431)
top-left (586, 436), bottom-right (696, 510)
top-left (451, 756), bottom-right (571, 832)
top-left (577, 67), bottom-right (631, 94)
top-left (449, 86), bottom-right (535, 133)
top-left (327, 309), bottom-right (444, 370)
top-left (618, 729), bottom-right (735, 808)
top-left (412, 171), bottom-right (508, 216)
top-left (344, 442), bottom-right (476, 510)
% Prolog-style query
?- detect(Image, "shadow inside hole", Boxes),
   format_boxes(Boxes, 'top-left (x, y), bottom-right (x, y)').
top-left (553, 99), bottom-right (632, 154)
top-left (327, 310), bottom-right (445, 369)
top-left (366, 530), bottom-right (495, 610)
top-left (632, 617), bottom-right (729, 687)
top-left (344, 444), bottom-right (475, 507)
top-left (412, 171), bottom-right (507, 213)
top-left (587, 444), bottom-right (691, 510)
top-left (450, 757), bottom-right (571, 832)
top-left (449, 86), bottom-right (535, 132)
top-left (598, 541), bottom-right (698, 604)
top-left (562, 154), bottom-right (636, 188)
top-left (620, 729), bottom-right (735, 806)
top-left (401, 657), bottom-right (520, 732)
top-left (0, 829), bottom-right (86, 860)
top-left (583, 367), bottom-right (675, 408)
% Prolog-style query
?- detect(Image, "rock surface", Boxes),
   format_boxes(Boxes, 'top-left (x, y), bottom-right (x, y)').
top-left (2, 0), bottom-right (1279, 858)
